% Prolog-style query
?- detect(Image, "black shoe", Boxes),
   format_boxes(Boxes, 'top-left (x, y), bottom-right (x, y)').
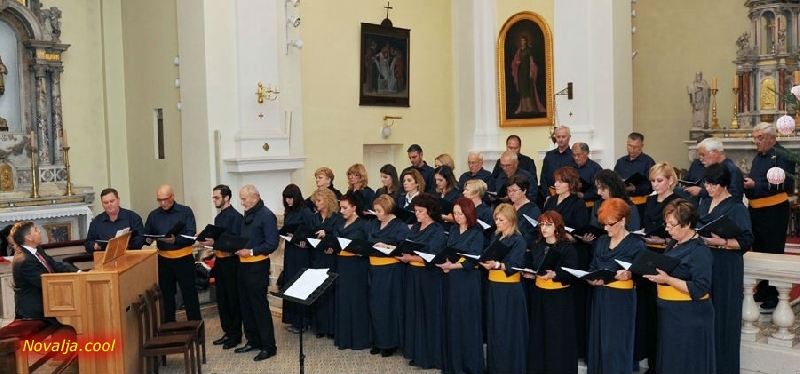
top-left (370, 347), bottom-right (381, 355)
top-left (253, 348), bottom-right (277, 361)
top-left (760, 298), bottom-right (779, 310)
top-left (212, 336), bottom-right (229, 346)
top-left (234, 344), bottom-right (258, 353)
top-left (222, 340), bottom-right (241, 350)
top-left (315, 333), bottom-right (325, 338)
top-left (381, 348), bottom-right (396, 357)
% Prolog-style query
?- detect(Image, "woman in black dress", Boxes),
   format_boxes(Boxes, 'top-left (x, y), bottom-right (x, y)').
top-left (310, 188), bottom-right (343, 339)
top-left (375, 164), bottom-right (401, 200)
top-left (279, 184), bottom-right (314, 333)
top-left (346, 163), bottom-right (375, 209)
top-left (395, 169), bottom-right (425, 224)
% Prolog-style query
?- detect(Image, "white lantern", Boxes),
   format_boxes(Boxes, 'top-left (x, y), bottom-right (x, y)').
top-left (776, 115), bottom-right (795, 135)
top-left (767, 166), bottom-right (786, 185)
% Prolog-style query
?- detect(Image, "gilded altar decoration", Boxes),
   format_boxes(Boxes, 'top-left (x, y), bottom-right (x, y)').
top-left (0, 163), bottom-right (13, 191)
top-left (761, 78), bottom-right (776, 110)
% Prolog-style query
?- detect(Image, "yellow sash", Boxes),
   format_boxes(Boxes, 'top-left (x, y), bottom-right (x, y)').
top-left (535, 277), bottom-right (569, 290)
top-left (158, 246), bottom-right (193, 259)
top-left (240, 254), bottom-right (269, 263)
top-left (748, 192), bottom-right (788, 209)
top-left (370, 256), bottom-right (400, 266)
top-left (409, 261), bottom-right (426, 267)
top-left (630, 196), bottom-right (648, 205)
top-left (657, 284), bottom-right (709, 301)
top-left (605, 279), bottom-right (634, 290)
top-left (337, 250), bottom-right (358, 257)
top-left (214, 250), bottom-right (233, 259)
top-left (488, 269), bottom-right (521, 283)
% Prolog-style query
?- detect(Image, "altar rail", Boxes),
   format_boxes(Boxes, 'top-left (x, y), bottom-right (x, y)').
top-left (741, 251), bottom-right (800, 374)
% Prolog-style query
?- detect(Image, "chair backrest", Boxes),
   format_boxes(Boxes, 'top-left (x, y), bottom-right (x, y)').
top-left (143, 286), bottom-right (163, 333)
top-left (147, 284), bottom-right (166, 325)
top-left (130, 296), bottom-right (147, 348)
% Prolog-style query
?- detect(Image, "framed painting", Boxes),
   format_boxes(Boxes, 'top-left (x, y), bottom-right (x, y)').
top-left (43, 222), bottom-right (71, 243)
top-left (498, 11), bottom-right (554, 127)
top-left (359, 22), bottom-right (410, 107)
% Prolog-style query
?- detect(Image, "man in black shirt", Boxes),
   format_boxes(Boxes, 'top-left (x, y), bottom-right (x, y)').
top-left (491, 135), bottom-right (538, 179)
top-left (144, 184), bottom-right (201, 322)
top-left (84, 188), bottom-right (145, 253)
top-left (201, 185), bottom-right (244, 349)
top-left (402, 144), bottom-right (436, 194)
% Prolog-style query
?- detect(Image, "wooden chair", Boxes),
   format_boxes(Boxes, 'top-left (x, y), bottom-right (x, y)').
top-left (146, 284), bottom-right (207, 364)
top-left (131, 295), bottom-right (199, 374)
top-left (0, 320), bottom-right (79, 374)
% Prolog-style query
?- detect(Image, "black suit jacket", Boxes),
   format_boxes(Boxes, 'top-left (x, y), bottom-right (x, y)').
top-left (12, 247), bottom-right (76, 319)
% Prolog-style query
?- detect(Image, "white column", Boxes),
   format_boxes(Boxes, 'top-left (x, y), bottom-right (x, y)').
top-left (554, 0), bottom-right (632, 168)
top-left (452, 0), bottom-right (500, 166)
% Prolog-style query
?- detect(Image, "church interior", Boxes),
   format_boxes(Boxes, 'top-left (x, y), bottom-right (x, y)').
top-left (0, 0), bottom-right (798, 373)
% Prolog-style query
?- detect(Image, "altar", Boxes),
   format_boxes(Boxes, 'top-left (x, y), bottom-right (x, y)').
top-left (684, 131), bottom-right (800, 177)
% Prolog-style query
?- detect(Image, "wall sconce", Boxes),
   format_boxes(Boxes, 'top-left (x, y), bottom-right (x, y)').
top-left (286, 0), bottom-right (300, 6)
top-left (287, 16), bottom-right (301, 28)
top-left (381, 115), bottom-right (402, 138)
top-left (256, 81), bottom-right (279, 103)
top-left (286, 39), bottom-right (304, 55)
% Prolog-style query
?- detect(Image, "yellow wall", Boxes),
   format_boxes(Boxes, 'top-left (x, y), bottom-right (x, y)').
top-left (495, 1), bottom-right (555, 158)
top-left (632, 0), bottom-right (748, 168)
top-left (299, 0), bottom-right (454, 192)
top-left (120, 0), bottom-right (184, 214)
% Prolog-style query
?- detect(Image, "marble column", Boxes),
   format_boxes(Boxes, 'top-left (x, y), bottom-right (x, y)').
top-left (51, 66), bottom-right (64, 163)
top-left (34, 65), bottom-right (51, 165)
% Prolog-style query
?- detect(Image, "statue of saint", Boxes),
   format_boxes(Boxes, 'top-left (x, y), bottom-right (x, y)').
top-left (760, 78), bottom-right (776, 110)
top-left (0, 55), bottom-right (7, 96)
top-left (687, 72), bottom-right (711, 129)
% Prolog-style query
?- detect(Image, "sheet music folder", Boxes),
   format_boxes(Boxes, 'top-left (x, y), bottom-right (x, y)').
top-left (629, 249), bottom-right (681, 276)
top-left (270, 268), bottom-right (339, 306)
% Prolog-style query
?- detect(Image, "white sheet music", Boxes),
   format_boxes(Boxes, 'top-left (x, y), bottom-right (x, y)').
top-left (414, 251), bottom-right (435, 262)
top-left (307, 238), bottom-right (322, 248)
top-left (564, 226), bottom-right (575, 233)
top-left (115, 227), bottom-right (130, 237)
top-left (181, 235), bottom-right (198, 240)
top-left (284, 268), bottom-right (331, 300)
top-left (459, 252), bottom-right (480, 260)
top-left (338, 237), bottom-right (352, 249)
top-left (280, 235), bottom-right (292, 242)
top-left (615, 259), bottom-right (632, 270)
top-left (477, 219), bottom-right (491, 230)
top-left (522, 214), bottom-right (538, 227)
top-left (373, 245), bottom-right (393, 255)
top-left (561, 267), bottom-right (590, 278)
top-left (630, 229), bottom-right (646, 236)
top-left (511, 267), bottom-right (537, 274)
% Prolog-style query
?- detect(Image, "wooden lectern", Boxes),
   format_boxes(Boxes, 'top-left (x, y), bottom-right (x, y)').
top-left (41, 232), bottom-right (157, 374)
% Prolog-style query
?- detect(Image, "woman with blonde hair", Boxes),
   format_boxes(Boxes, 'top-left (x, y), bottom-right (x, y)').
top-left (346, 163), bottom-right (375, 209)
top-left (480, 203), bottom-right (528, 374)
top-left (435, 153), bottom-right (455, 170)
top-left (305, 167), bottom-right (343, 211)
top-left (310, 188), bottom-right (343, 339)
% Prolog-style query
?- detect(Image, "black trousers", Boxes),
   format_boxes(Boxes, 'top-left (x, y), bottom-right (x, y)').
top-left (750, 200), bottom-right (789, 254)
top-left (158, 254), bottom-right (202, 321)
top-left (238, 259), bottom-right (276, 350)
top-left (214, 256), bottom-right (242, 340)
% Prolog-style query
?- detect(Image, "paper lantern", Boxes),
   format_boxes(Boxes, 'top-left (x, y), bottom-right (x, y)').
top-left (792, 85), bottom-right (800, 99)
top-left (767, 166), bottom-right (786, 185)
top-left (776, 115), bottom-right (796, 135)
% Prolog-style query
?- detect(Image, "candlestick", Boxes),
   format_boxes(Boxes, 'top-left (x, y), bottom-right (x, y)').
top-left (711, 77), bottom-right (718, 90)
top-left (63, 146), bottom-right (73, 196)
top-left (62, 128), bottom-right (68, 148)
top-left (731, 87), bottom-right (740, 130)
top-left (29, 145), bottom-right (40, 199)
top-left (711, 88), bottom-right (720, 129)
top-left (733, 75), bottom-right (739, 89)
top-left (30, 131), bottom-right (34, 148)
top-left (794, 71), bottom-right (800, 85)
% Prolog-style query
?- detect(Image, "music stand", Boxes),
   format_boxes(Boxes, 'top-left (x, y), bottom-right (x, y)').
top-left (270, 268), bottom-right (338, 374)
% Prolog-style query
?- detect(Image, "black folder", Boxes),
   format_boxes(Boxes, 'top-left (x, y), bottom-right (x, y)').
top-left (144, 221), bottom-right (186, 238)
top-left (696, 215), bottom-right (744, 239)
top-left (678, 178), bottom-right (702, 187)
top-left (430, 246), bottom-right (464, 264)
top-left (570, 225), bottom-right (606, 238)
top-left (314, 235), bottom-right (343, 254)
top-left (534, 248), bottom-right (563, 275)
top-left (579, 269), bottom-right (619, 283)
top-left (623, 173), bottom-right (647, 186)
top-left (579, 178), bottom-right (593, 193)
top-left (340, 238), bottom-right (375, 256)
top-left (438, 198), bottom-right (455, 215)
top-left (213, 233), bottom-right (250, 253)
top-left (629, 250), bottom-right (681, 276)
top-left (478, 240), bottom-right (511, 262)
top-left (196, 224), bottom-right (226, 241)
top-left (390, 239), bottom-right (426, 256)
top-left (282, 225), bottom-right (318, 245)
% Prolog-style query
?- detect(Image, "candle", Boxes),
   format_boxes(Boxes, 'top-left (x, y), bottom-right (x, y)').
top-left (711, 77), bottom-right (718, 90)
top-left (794, 71), bottom-right (800, 85)
top-left (733, 75), bottom-right (739, 89)
top-left (30, 131), bottom-right (34, 148)
top-left (62, 128), bottom-right (68, 147)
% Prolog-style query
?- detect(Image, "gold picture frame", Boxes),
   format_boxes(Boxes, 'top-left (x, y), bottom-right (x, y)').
top-left (43, 222), bottom-right (71, 243)
top-left (497, 11), bottom-right (554, 127)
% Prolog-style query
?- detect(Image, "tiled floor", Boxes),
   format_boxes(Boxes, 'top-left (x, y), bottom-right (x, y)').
top-left (159, 307), bottom-right (439, 374)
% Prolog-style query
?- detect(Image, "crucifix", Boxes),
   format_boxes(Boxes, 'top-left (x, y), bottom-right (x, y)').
top-left (384, 1), bottom-right (393, 20)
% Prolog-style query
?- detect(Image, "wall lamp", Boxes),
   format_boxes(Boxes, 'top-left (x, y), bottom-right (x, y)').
top-left (286, 39), bottom-right (304, 55)
top-left (256, 82), bottom-right (279, 103)
top-left (287, 16), bottom-right (301, 28)
top-left (381, 115), bottom-right (402, 138)
top-left (286, 0), bottom-right (300, 6)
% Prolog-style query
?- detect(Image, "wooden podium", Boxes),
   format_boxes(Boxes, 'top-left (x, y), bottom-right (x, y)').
top-left (41, 232), bottom-right (157, 374)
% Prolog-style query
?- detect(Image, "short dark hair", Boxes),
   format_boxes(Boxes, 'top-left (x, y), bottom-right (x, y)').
top-left (213, 184), bottom-right (232, 199)
top-left (594, 169), bottom-right (627, 198)
top-left (506, 135), bottom-right (522, 144)
top-left (11, 221), bottom-right (35, 248)
top-left (282, 184), bottom-right (304, 214)
top-left (100, 188), bottom-right (119, 198)
top-left (407, 144), bottom-right (423, 153)
top-left (628, 132), bottom-right (644, 142)
top-left (340, 193), bottom-right (364, 216)
top-left (411, 193), bottom-right (442, 222)
top-left (505, 174), bottom-right (530, 192)
top-left (663, 198), bottom-right (698, 228)
top-left (703, 163), bottom-right (731, 188)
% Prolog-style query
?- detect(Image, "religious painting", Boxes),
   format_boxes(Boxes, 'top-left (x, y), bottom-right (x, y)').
top-left (359, 22), bottom-right (410, 107)
top-left (43, 222), bottom-right (71, 243)
top-left (498, 11), bottom-right (554, 127)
